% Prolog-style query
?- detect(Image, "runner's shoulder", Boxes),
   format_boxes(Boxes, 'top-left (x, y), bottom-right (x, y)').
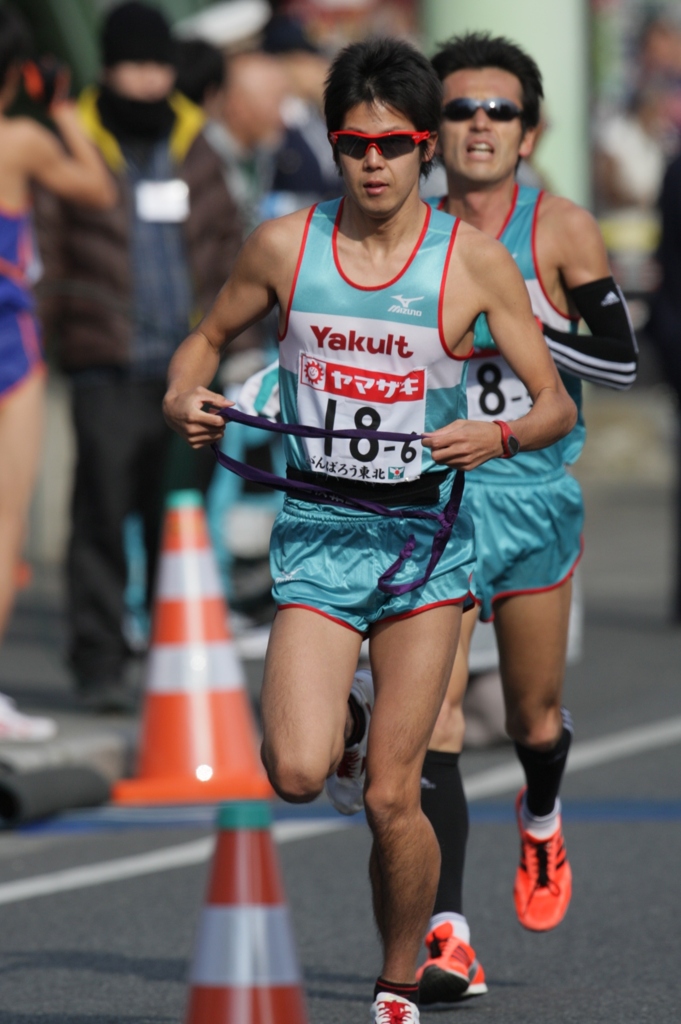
top-left (537, 192), bottom-right (602, 251)
top-left (0, 116), bottom-right (49, 160)
top-left (242, 206), bottom-right (314, 271)
top-left (454, 219), bottom-right (521, 281)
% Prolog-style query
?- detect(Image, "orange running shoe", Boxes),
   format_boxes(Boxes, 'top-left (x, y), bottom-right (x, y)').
top-left (513, 787), bottom-right (572, 931)
top-left (417, 921), bottom-right (487, 1005)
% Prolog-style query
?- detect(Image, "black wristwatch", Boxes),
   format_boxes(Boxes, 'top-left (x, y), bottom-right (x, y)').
top-left (493, 419), bottom-right (520, 458)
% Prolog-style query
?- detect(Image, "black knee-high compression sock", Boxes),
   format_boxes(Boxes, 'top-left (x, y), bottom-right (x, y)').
top-left (420, 750), bottom-right (469, 916)
top-left (345, 693), bottom-right (366, 748)
top-left (514, 708), bottom-right (573, 817)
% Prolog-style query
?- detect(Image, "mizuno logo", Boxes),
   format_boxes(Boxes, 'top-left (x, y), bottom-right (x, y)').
top-left (275, 568), bottom-right (303, 584)
top-left (389, 294), bottom-right (424, 317)
top-left (601, 290), bottom-right (620, 306)
top-left (392, 294), bottom-right (423, 309)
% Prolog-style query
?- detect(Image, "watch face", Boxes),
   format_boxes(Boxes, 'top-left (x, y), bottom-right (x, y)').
top-left (508, 434), bottom-right (520, 457)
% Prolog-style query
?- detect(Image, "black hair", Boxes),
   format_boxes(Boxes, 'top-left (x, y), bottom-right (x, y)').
top-left (431, 32), bottom-right (543, 130)
top-left (0, 4), bottom-right (31, 91)
top-left (324, 38), bottom-right (442, 178)
top-left (176, 39), bottom-right (225, 106)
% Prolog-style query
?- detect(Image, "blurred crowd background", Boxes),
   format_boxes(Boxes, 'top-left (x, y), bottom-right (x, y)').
top-left (4, 0), bottom-right (681, 717)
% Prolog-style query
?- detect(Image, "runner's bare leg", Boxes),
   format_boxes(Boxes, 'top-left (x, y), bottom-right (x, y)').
top-left (0, 370), bottom-right (45, 637)
top-left (429, 605), bottom-right (480, 753)
top-left (494, 580), bottom-right (572, 749)
top-left (366, 604), bottom-right (462, 982)
top-left (260, 608), bottom-right (363, 802)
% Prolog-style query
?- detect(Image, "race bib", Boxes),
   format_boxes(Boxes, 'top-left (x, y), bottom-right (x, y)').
top-left (467, 354), bottom-right (532, 422)
top-left (296, 353), bottom-right (425, 482)
top-left (135, 180), bottom-right (190, 223)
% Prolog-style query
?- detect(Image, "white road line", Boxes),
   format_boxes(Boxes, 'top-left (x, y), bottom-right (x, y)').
top-left (0, 837), bottom-right (214, 907)
top-left (0, 819), bottom-right (347, 908)
top-left (2, 716), bottom-right (680, 908)
top-left (464, 714), bottom-right (681, 801)
top-left (273, 818), bottom-right (348, 844)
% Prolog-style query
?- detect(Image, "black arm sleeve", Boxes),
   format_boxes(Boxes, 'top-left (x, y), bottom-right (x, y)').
top-left (541, 277), bottom-right (638, 390)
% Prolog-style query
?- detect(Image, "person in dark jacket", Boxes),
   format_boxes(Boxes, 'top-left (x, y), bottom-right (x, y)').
top-left (650, 152), bottom-right (681, 620)
top-left (34, 2), bottom-right (243, 710)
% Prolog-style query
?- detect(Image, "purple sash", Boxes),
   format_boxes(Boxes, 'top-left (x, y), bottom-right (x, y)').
top-left (212, 406), bottom-right (464, 596)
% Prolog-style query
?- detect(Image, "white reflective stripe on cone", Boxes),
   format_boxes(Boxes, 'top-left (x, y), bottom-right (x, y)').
top-left (147, 642), bottom-right (245, 693)
top-left (156, 550), bottom-right (223, 600)
top-left (190, 905), bottom-right (301, 987)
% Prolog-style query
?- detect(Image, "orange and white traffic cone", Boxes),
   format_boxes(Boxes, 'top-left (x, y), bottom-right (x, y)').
top-left (114, 490), bottom-right (272, 804)
top-left (185, 800), bottom-right (309, 1024)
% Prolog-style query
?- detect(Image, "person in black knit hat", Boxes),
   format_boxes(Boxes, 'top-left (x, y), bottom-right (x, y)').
top-left (102, 1), bottom-right (175, 67)
top-left (34, 2), bottom-right (244, 711)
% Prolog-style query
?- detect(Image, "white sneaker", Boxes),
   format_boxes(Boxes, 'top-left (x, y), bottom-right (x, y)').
top-left (325, 669), bottom-right (373, 815)
top-left (371, 992), bottom-right (420, 1022)
top-left (0, 693), bottom-right (57, 741)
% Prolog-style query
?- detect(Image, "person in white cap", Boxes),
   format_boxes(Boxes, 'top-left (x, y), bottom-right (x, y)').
top-left (174, 0), bottom-right (283, 229)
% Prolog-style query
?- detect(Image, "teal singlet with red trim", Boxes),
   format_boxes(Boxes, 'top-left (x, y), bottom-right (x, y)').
top-left (278, 197), bottom-right (469, 485)
top-left (430, 184), bottom-right (585, 480)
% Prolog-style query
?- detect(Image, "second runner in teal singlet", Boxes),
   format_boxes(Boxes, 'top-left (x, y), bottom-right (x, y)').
top-left (432, 184), bottom-right (583, 620)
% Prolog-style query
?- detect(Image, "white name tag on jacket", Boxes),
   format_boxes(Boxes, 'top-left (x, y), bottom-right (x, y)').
top-left (135, 179), bottom-right (189, 223)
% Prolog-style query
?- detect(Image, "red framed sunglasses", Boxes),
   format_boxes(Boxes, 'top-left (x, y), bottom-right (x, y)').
top-left (328, 130), bottom-right (431, 159)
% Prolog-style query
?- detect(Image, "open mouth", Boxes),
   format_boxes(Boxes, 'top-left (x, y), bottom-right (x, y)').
top-left (466, 140), bottom-right (495, 156)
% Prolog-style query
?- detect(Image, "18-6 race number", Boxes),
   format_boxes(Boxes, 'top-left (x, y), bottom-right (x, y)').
top-left (296, 354), bottom-right (426, 482)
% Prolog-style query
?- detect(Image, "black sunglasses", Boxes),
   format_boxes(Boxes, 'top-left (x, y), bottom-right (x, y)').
top-left (442, 98), bottom-right (523, 123)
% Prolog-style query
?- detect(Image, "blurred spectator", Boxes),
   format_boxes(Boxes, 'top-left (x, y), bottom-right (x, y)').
top-left (203, 50), bottom-right (288, 230)
top-left (175, 38), bottom-right (225, 113)
top-left (595, 77), bottom-right (678, 299)
top-left (0, 5), bottom-right (114, 734)
top-left (648, 151), bottom-right (681, 620)
top-left (638, 11), bottom-right (681, 84)
top-left (34, 1), bottom-right (243, 711)
top-left (174, 0), bottom-right (270, 57)
top-left (261, 12), bottom-right (341, 217)
top-left (595, 87), bottom-right (673, 211)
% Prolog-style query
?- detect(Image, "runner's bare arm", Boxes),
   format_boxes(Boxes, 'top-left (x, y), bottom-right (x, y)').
top-left (164, 212), bottom-right (306, 448)
top-left (425, 231), bottom-right (576, 470)
top-left (539, 195), bottom-right (610, 291)
top-left (22, 107), bottom-right (116, 208)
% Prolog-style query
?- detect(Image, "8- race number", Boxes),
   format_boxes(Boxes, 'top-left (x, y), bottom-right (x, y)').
top-left (476, 362), bottom-right (506, 416)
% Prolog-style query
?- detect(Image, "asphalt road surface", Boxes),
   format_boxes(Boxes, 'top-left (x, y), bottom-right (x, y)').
top-left (1, 392), bottom-right (680, 1023)
top-left (0, 607), bottom-right (680, 1024)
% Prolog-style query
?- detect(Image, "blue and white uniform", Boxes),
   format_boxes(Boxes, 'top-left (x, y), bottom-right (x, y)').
top-left (270, 197), bottom-right (476, 634)
top-left (0, 206), bottom-right (44, 401)
top-left (432, 185), bottom-right (583, 620)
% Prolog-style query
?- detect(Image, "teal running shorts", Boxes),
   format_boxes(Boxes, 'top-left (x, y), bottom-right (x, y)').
top-left (466, 469), bottom-right (583, 621)
top-left (270, 479), bottom-right (476, 635)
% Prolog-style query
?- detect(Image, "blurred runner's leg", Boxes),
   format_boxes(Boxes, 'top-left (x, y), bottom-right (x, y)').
top-left (0, 367), bottom-right (57, 739)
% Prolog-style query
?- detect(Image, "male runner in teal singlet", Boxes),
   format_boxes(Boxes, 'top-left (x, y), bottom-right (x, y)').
top-left (163, 38), bottom-right (575, 1023)
top-left (405, 35), bottom-right (638, 1005)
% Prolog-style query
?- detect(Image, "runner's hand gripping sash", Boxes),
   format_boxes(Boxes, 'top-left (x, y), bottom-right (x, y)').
top-left (211, 405), bottom-right (464, 596)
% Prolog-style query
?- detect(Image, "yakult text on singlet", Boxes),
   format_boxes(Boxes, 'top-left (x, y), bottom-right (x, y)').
top-left (311, 324), bottom-right (414, 358)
